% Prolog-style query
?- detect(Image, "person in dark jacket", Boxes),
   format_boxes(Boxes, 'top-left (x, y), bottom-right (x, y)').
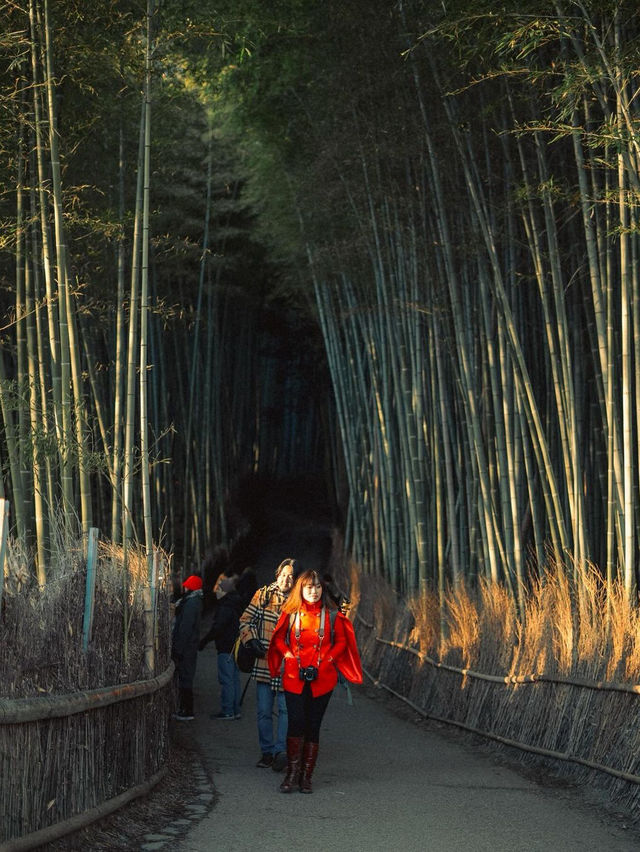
top-left (200, 570), bottom-right (257, 719)
top-left (172, 574), bottom-right (204, 721)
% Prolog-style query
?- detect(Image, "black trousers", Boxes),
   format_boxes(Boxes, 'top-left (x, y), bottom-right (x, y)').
top-left (284, 682), bottom-right (332, 743)
top-left (179, 686), bottom-right (194, 715)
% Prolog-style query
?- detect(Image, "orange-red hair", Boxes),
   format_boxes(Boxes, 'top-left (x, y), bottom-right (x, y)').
top-left (281, 569), bottom-right (337, 615)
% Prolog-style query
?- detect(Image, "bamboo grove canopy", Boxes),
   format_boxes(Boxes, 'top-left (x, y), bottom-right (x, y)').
top-left (1, 0), bottom-right (640, 603)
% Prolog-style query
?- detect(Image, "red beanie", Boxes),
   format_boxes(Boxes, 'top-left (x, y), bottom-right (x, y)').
top-left (182, 575), bottom-right (203, 591)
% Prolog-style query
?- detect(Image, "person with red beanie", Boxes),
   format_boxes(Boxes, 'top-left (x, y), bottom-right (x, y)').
top-left (172, 574), bottom-right (203, 720)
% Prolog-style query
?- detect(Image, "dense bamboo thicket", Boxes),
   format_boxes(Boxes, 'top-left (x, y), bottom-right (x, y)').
top-left (215, 0), bottom-right (640, 602)
top-left (0, 1), bottom-right (329, 582)
top-left (4, 1), bottom-right (640, 613)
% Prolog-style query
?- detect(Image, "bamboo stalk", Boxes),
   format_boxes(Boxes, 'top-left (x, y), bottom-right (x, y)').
top-left (42, 0), bottom-right (73, 523)
top-left (110, 123), bottom-right (126, 545)
top-left (0, 501), bottom-right (9, 611)
top-left (139, 0), bottom-right (154, 583)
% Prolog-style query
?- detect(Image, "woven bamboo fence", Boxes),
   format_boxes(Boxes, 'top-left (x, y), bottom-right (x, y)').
top-left (0, 665), bottom-right (174, 850)
top-left (336, 562), bottom-right (640, 821)
top-left (0, 533), bottom-right (175, 849)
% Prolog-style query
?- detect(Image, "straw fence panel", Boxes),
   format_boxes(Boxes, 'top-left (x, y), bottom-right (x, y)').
top-left (0, 662), bottom-right (174, 847)
top-left (348, 579), bottom-right (640, 820)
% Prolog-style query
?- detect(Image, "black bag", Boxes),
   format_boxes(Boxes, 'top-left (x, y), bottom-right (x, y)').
top-left (233, 635), bottom-right (259, 673)
top-left (233, 596), bottom-right (266, 673)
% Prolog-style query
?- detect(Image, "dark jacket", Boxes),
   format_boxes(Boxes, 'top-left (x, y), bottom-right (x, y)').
top-left (172, 589), bottom-right (203, 687)
top-left (200, 572), bottom-right (257, 654)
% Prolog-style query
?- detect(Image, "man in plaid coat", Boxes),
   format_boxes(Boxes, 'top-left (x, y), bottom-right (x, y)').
top-left (239, 558), bottom-right (296, 770)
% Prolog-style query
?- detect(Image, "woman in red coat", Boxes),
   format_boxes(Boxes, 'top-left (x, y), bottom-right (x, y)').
top-left (267, 568), bottom-right (362, 793)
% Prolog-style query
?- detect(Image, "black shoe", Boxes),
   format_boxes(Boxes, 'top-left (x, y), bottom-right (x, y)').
top-left (272, 751), bottom-right (287, 772)
top-left (256, 753), bottom-right (274, 768)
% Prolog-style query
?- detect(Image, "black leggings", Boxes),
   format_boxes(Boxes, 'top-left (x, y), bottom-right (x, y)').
top-left (284, 683), bottom-right (332, 743)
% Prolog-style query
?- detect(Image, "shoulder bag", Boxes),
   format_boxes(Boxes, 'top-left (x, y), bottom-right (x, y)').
top-left (233, 593), bottom-right (267, 673)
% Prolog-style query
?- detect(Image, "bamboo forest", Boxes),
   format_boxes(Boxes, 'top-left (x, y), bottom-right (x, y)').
top-left (8, 1), bottom-right (640, 846)
top-left (2, 0), bottom-right (640, 606)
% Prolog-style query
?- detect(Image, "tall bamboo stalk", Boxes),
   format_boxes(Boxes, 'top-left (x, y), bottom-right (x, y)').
top-left (42, 0), bottom-right (73, 523)
top-left (139, 0), bottom-right (154, 582)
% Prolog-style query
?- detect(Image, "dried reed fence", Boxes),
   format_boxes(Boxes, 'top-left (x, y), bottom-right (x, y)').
top-left (334, 554), bottom-right (640, 821)
top-left (0, 534), bottom-right (174, 849)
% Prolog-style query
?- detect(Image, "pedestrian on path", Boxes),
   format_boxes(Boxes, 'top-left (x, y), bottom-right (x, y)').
top-left (172, 574), bottom-right (204, 721)
top-left (199, 570), bottom-right (257, 719)
top-left (238, 558), bottom-right (297, 771)
top-left (268, 569), bottom-right (362, 793)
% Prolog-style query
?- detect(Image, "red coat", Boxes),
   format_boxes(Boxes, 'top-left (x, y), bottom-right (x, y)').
top-left (268, 600), bottom-right (363, 697)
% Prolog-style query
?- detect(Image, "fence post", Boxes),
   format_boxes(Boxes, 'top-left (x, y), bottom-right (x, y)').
top-left (82, 527), bottom-right (99, 653)
top-left (152, 549), bottom-right (164, 653)
top-left (0, 499), bottom-right (9, 612)
top-left (143, 551), bottom-right (158, 677)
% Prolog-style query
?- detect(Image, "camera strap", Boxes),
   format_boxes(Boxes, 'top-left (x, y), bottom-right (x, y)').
top-left (293, 606), bottom-right (326, 671)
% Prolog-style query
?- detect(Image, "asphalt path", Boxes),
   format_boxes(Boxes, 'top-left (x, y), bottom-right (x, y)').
top-left (175, 636), bottom-right (639, 852)
top-left (171, 523), bottom-right (639, 852)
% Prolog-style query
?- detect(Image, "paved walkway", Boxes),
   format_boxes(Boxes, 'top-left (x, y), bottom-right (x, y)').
top-left (165, 641), bottom-right (639, 852)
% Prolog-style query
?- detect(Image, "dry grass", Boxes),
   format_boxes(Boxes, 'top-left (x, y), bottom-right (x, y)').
top-left (1, 533), bottom-right (171, 698)
top-left (400, 559), bottom-right (640, 689)
top-left (329, 544), bottom-right (640, 689)
top-left (407, 586), bottom-right (440, 653)
top-left (337, 552), bottom-right (640, 820)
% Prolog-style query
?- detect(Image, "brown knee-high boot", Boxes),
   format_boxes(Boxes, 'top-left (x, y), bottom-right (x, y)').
top-left (299, 741), bottom-right (319, 793)
top-left (280, 737), bottom-right (304, 793)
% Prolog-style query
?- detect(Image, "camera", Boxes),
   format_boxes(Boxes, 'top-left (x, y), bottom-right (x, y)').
top-left (299, 665), bottom-right (318, 682)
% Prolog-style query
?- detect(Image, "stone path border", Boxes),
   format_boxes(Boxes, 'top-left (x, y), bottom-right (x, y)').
top-left (138, 758), bottom-right (215, 851)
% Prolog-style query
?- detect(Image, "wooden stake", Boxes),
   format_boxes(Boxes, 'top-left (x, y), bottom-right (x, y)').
top-left (0, 500), bottom-right (9, 609)
top-left (82, 527), bottom-right (98, 653)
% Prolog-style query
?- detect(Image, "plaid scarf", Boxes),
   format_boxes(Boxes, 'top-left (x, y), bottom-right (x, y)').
top-left (239, 582), bottom-right (288, 687)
